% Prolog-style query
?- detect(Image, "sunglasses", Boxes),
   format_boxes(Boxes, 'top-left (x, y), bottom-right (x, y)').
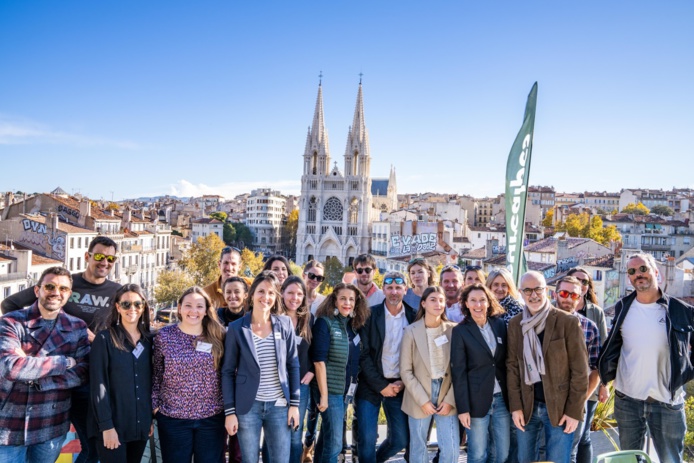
top-left (221, 246), bottom-right (242, 257)
top-left (41, 283), bottom-right (71, 293)
top-left (306, 272), bottom-right (325, 282)
top-left (383, 277), bottom-right (406, 285)
top-left (408, 258), bottom-right (426, 265)
top-left (521, 287), bottom-right (546, 296)
top-left (89, 252), bottom-right (118, 263)
top-left (465, 265), bottom-right (482, 271)
top-left (627, 265), bottom-right (649, 276)
top-left (557, 290), bottom-right (581, 301)
top-left (441, 265), bottom-right (461, 273)
top-left (576, 278), bottom-right (590, 286)
top-left (355, 267), bottom-right (373, 275)
top-left (118, 300), bottom-right (145, 310)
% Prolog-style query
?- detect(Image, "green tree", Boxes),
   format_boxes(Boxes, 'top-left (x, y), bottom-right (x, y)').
top-left (542, 209), bottom-right (554, 228)
top-left (240, 248), bottom-right (265, 277)
top-left (223, 222), bottom-right (236, 245)
top-left (651, 205), bottom-right (674, 216)
top-left (178, 234), bottom-right (226, 286)
top-left (154, 269), bottom-right (194, 306)
top-left (209, 211), bottom-right (228, 222)
top-left (281, 210), bottom-right (299, 259)
top-left (621, 202), bottom-right (650, 215)
top-left (321, 257), bottom-right (345, 291)
top-left (232, 222), bottom-right (254, 248)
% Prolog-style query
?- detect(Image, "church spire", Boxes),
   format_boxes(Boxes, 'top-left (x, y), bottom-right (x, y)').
top-left (344, 79), bottom-right (370, 177)
top-left (303, 77), bottom-right (330, 175)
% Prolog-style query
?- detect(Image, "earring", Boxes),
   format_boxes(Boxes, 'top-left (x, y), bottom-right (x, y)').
top-left (116, 315), bottom-right (120, 326)
top-left (334, 308), bottom-right (339, 316)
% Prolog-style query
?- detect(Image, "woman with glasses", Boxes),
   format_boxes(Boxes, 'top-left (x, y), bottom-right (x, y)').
top-left (303, 260), bottom-right (326, 314)
top-left (400, 286), bottom-right (459, 463)
top-left (451, 283), bottom-right (510, 463)
top-left (311, 283), bottom-right (369, 463)
top-left (486, 268), bottom-right (524, 325)
top-left (152, 287), bottom-right (227, 462)
top-left (404, 258), bottom-right (437, 310)
top-left (89, 284), bottom-right (153, 463)
top-left (463, 266), bottom-right (487, 287)
top-left (264, 255), bottom-right (292, 285)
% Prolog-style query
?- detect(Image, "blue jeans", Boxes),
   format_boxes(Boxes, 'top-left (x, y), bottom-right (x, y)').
top-left (71, 383), bottom-right (99, 463)
top-left (156, 412), bottom-right (226, 463)
top-left (515, 401), bottom-right (573, 463)
top-left (312, 390), bottom-right (345, 463)
top-left (0, 435), bottom-right (66, 463)
top-left (290, 384), bottom-right (311, 463)
top-left (355, 393), bottom-right (409, 463)
top-left (468, 393), bottom-right (511, 463)
top-left (614, 392), bottom-right (685, 463)
top-left (237, 400), bottom-right (291, 463)
top-left (408, 379), bottom-right (459, 463)
top-left (570, 399), bottom-right (598, 463)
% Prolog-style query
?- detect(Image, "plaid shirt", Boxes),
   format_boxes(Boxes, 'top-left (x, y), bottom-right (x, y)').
top-left (0, 303), bottom-right (89, 446)
top-left (575, 312), bottom-right (600, 370)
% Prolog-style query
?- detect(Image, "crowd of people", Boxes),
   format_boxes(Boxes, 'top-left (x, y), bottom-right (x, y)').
top-left (1, 240), bottom-right (693, 463)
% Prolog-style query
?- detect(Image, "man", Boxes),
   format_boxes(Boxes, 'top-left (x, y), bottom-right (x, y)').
top-left (356, 271), bottom-right (415, 463)
top-left (203, 246), bottom-right (242, 309)
top-left (303, 260), bottom-right (326, 315)
top-left (440, 264), bottom-right (464, 323)
top-left (353, 253), bottom-right (385, 307)
top-left (507, 271), bottom-right (588, 463)
top-left (554, 276), bottom-right (601, 463)
top-left (0, 267), bottom-right (89, 462)
top-left (599, 253), bottom-right (694, 463)
top-left (2, 236), bottom-right (121, 463)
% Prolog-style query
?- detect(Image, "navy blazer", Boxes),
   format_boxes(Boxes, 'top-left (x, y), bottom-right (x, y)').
top-left (221, 313), bottom-right (300, 416)
top-left (451, 316), bottom-right (508, 418)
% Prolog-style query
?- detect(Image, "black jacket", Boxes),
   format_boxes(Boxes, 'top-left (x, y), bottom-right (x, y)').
top-left (598, 290), bottom-right (694, 401)
top-left (356, 300), bottom-right (417, 404)
top-left (451, 316), bottom-right (508, 417)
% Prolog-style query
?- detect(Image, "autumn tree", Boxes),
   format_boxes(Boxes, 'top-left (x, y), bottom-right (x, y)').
top-left (555, 213), bottom-right (621, 245)
top-left (154, 269), bottom-right (195, 306)
top-left (240, 248), bottom-right (265, 277)
top-left (622, 202), bottom-right (650, 215)
top-left (281, 209), bottom-right (299, 260)
top-left (650, 205), bottom-right (674, 216)
top-left (209, 211), bottom-right (227, 222)
top-left (178, 234), bottom-right (225, 286)
top-left (542, 209), bottom-right (555, 228)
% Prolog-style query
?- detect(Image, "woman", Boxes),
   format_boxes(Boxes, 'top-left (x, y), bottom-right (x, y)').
top-left (303, 260), bottom-right (326, 314)
top-left (400, 286), bottom-right (459, 463)
top-left (89, 284), bottom-right (153, 463)
top-left (312, 283), bottom-right (369, 463)
top-left (152, 287), bottom-right (227, 462)
top-left (451, 283), bottom-right (510, 463)
top-left (217, 276), bottom-right (249, 326)
top-left (486, 268), bottom-right (523, 325)
top-left (222, 271), bottom-right (301, 463)
top-left (404, 257), bottom-right (436, 309)
top-left (263, 255), bottom-right (291, 285)
top-left (463, 266), bottom-right (487, 287)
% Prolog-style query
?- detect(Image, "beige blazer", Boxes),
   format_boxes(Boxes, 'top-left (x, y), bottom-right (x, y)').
top-left (400, 319), bottom-right (457, 418)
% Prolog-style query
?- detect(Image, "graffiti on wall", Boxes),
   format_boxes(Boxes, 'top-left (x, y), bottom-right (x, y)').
top-left (603, 269), bottom-right (620, 308)
top-left (19, 218), bottom-right (66, 260)
top-left (556, 257), bottom-right (578, 273)
top-left (57, 205), bottom-right (80, 220)
top-left (391, 233), bottom-right (437, 255)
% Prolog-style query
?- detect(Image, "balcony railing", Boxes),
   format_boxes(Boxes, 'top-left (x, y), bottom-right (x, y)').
top-left (0, 272), bottom-right (27, 283)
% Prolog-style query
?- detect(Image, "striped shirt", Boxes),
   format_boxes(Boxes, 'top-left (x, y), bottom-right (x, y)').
top-left (253, 333), bottom-right (284, 401)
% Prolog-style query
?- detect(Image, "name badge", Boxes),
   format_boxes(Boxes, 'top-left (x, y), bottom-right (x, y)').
top-left (353, 334), bottom-right (361, 346)
top-left (434, 335), bottom-right (449, 347)
top-left (497, 337), bottom-right (503, 345)
top-left (132, 342), bottom-right (144, 359)
top-left (275, 398), bottom-right (287, 407)
top-left (196, 341), bottom-right (213, 353)
top-left (274, 332), bottom-right (282, 340)
top-left (333, 330), bottom-right (343, 338)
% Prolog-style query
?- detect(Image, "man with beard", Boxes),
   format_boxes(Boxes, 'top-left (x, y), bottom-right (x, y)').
top-left (353, 254), bottom-right (385, 307)
top-left (0, 267), bottom-right (89, 462)
top-left (204, 246), bottom-right (243, 309)
top-left (599, 253), bottom-right (694, 463)
top-left (440, 265), bottom-right (464, 323)
top-left (507, 271), bottom-right (588, 463)
top-left (554, 276), bottom-right (600, 463)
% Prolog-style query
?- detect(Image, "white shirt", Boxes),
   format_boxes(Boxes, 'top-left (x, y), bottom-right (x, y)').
top-left (382, 304), bottom-right (409, 378)
top-left (615, 299), bottom-right (684, 404)
top-left (310, 293), bottom-right (327, 315)
top-left (445, 302), bottom-right (464, 324)
top-left (478, 322), bottom-right (501, 394)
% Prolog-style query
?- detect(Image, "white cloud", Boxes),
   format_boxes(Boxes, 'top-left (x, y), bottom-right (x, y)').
top-left (0, 114), bottom-right (140, 149)
top-left (169, 179), bottom-right (301, 198)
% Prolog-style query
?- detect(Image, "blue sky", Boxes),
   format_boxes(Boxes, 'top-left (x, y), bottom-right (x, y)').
top-left (1, 1), bottom-right (692, 201)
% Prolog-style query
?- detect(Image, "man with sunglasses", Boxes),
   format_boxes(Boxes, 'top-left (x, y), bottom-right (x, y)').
top-left (554, 276), bottom-right (600, 463)
top-left (203, 246), bottom-right (243, 309)
top-left (356, 271), bottom-right (415, 463)
top-left (599, 253), bottom-right (694, 463)
top-left (507, 271), bottom-right (588, 463)
top-left (0, 267), bottom-right (90, 462)
top-left (352, 253), bottom-right (385, 307)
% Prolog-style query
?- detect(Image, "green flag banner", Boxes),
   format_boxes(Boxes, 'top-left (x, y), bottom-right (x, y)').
top-left (505, 82), bottom-right (537, 287)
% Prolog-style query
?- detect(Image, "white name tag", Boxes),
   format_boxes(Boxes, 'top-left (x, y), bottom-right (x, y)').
top-left (275, 398), bottom-right (287, 407)
top-left (196, 341), bottom-right (213, 353)
top-left (132, 342), bottom-right (144, 359)
top-left (434, 335), bottom-right (449, 347)
top-left (353, 334), bottom-right (361, 346)
top-left (274, 332), bottom-right (282, 340)
top-left (497, 337), bottom-right (503, 345)
top-left (347, 382), bottom-right (357, 396)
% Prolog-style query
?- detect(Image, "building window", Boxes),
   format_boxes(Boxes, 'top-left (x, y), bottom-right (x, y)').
top-left (70, 258), bottom-right (74, 271)
top-left (70, 237), bottom-right (75, 249)
top-left (77, 257), bottom-right (81, 270)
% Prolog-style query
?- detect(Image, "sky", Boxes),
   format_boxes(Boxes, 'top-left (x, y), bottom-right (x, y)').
top-left (1, 1), bottom-right (693, 202)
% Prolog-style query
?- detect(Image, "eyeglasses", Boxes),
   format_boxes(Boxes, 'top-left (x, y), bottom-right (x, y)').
top-left (355, 267), bottom-right (373, 275)
top-left (306, 272), bottom-right (325, 282)
top-left (557, 290), bottom-right (581, 301)
top-left (41, 283), bottom-right (71, 293)
top-left (383, 277), bottom-right (406, 285)
top-left (576, 278), bottom-right (590, 286)
top-left (118, 300), bottom-right (145, 310)
top-left (521, 287), bottom-right (546, 296)
top-left (627, 265), bottom-right (649, 276)
top-left (89, 252), bottom-right (118, 263)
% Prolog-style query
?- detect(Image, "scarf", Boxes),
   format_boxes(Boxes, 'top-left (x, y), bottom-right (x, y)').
top-left (520, 299), bottom-right (551, 386)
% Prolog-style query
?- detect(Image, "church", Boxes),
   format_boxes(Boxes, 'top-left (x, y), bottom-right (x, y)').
top-left (295, 80), bottom-right (396, 266)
